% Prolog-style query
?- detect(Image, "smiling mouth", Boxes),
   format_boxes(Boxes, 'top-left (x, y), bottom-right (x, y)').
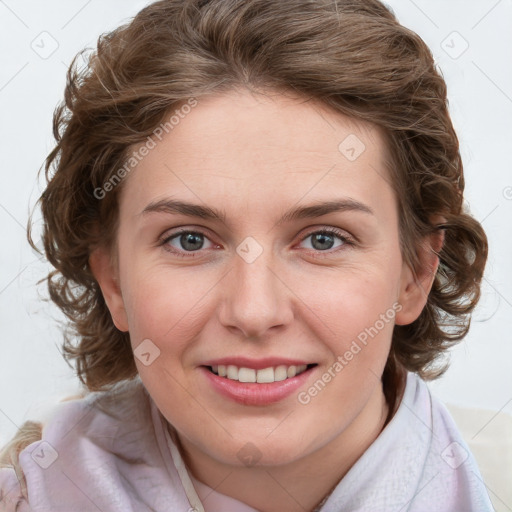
top-left (204, 363), bottom-right (317, 384)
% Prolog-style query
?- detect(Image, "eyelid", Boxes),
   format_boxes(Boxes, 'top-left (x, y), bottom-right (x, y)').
top-left (298, 226), bottom-right (354, 243)
top-left (159, 227), bottom-right (218, 253)
top-left (159, 225), bottom-right (355, 257)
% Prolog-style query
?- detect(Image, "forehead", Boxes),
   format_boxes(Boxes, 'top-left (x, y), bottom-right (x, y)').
top-left (119, 88), bottom-right (395, 219)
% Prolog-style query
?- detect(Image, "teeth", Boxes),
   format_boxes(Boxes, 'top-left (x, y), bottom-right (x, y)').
top-left (256, 367), bottom-right (274, 383)
top-left (274, 365), bottom-right (289, 381)
top-left (227, 365), bottom-right (239, 380)
top-left (211, 364), bottom-right (309, 383)
top-left (238, 367), bottom-right (256, 383)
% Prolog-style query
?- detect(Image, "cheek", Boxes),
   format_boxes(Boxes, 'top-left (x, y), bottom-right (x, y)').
top-left (301, 276), bottom-right (399, 407)
top-left (121, 264), bottom-right (214, 349)
top-left (291, 263), bottom-right (401, 382)
top-left (298, 265), bottom-right (400, 331)
top-left (122, 268), bottom-right (207, 397)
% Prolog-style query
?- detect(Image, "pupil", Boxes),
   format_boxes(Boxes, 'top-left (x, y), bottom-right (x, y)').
top-left (312, 233), bottom-right (334, 250)
top-left (182, 233), bottom-right (203, 251)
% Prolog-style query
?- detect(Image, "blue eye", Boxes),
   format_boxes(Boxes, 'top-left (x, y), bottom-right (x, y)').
top-left (299, 228), bottom-right (351, 253)
top-left (161, 230), bottom-right (214, 257)
top-left (159, 227), bottom-right (353, 258)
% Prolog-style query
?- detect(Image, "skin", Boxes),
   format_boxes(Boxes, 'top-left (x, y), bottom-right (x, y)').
top-left (90, 87), bottom-right (441, 512)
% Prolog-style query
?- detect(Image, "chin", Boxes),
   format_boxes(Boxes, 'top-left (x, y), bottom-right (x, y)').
top-left (219, 436), bottom-right (308, 468)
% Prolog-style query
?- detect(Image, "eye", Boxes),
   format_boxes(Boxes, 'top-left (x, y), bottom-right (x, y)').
top-left (297, 228), bottom-right (353, 256)
top-left (160, 229), bottom-right (215, 257)
top-left (159, 227), bottom-right (354, 259)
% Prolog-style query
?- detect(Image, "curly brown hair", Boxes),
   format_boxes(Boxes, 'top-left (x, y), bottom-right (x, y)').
top-left (28, 0), bottom-right (487, 396)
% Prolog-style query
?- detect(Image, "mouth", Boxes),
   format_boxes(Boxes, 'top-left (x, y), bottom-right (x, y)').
top-left (200, 363), bottom-right (318, 406)
top-left (203, 363), bottom-right (317, 383)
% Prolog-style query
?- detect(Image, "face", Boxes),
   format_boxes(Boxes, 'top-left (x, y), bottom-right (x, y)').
top-left (92, 88), bottom-right (434, 469)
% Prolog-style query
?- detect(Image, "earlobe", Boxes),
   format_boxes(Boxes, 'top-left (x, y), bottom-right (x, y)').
top-left (395, 228), bottom-right (445, 326)
top-left (89, 247), bottom-right (129, 332)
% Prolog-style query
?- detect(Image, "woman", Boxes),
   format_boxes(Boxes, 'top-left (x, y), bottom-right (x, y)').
top-left (0, 0), bottom-right (493, 510)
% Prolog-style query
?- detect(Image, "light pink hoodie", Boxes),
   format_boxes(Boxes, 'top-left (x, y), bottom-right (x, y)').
top-left (0, 373), bottom-right (494, 511)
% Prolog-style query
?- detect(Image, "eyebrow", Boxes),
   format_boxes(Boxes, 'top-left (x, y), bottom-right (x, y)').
top-left (140, 198), bottom-right (374, 226)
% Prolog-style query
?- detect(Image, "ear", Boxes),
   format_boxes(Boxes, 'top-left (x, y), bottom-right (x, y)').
top-left (89, 246), bottom-right (129, 332)
top-left (395, 225), bottom-right (445, 326)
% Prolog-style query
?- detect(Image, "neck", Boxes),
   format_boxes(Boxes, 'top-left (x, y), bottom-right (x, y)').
top-left (171, 378), bottom-right (394, 512)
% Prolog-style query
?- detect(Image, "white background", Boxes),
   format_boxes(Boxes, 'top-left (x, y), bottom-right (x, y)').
top-left (0, 0), bottom-right (511, 460)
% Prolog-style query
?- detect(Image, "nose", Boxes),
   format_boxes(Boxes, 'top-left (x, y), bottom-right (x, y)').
top-left (217, 243), bottom-right (294, 340)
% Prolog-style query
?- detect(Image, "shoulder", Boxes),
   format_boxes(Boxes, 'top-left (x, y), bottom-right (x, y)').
top-left (1, 378), bottom-right (151, 511)
top-left (320, 372), bottom-right (494, 512)
top-left (403, 373), bottom-right (494, 511)
top-left (1, 419), bottom-right (44, 511)
top-left (22, 376), bottom-right (153, 467)
top-left (0, 465), bottom-right (30, 511)
top-left (22, 376), bottom-right (151, 456)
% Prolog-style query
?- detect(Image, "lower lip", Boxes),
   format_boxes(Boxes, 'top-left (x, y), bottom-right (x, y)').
top-left (200, 366), bottom-right (316, 406)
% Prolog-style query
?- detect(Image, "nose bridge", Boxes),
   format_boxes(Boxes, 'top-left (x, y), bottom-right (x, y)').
top-left (219, 236), bottom-right (292, 338)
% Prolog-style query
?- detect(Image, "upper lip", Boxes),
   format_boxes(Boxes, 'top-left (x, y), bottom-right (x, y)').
top-left (201, 357), bottom-right (315, 370)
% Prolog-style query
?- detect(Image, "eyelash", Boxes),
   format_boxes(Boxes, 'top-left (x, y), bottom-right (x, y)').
top-left (158, 227), bottom-right (355, 259)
